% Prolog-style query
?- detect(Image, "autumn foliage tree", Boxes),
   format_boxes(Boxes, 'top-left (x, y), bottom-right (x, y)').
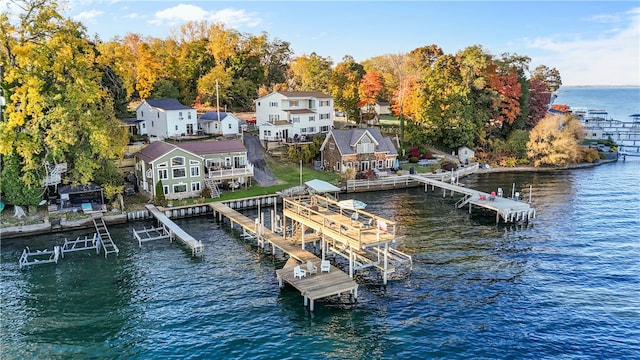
top-left (527, 114), bottom-right (584, 167)
top-left (0, 0), bottom-right (128, 197)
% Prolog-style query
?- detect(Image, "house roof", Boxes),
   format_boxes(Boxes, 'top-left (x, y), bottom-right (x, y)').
top-left (177, 140), bottom-right (246, 155)
top-left (255, 91), bottom-right (332, 101)
top-left (58, 183), bottom-right (103, 195)
top-left (135, 140), bottom-right (247, 163)
top-left (134, 141), bottom-right (179, 163)
top-left (285, 109), bottom-right (316, 114)
top-left (144, 98), bottom-right (192, 111)
top-left (200, 111), bottom-right (229, 121)
top-left (277, 91), bottom-right (332, 99)
top-left (324, 128), bottom-right (398, 156)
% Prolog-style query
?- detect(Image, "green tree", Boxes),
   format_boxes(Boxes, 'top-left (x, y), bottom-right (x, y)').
top-left (288, 53), bottom-right (333, 92)
top-left (0, 155), bottom-right (43, 207)
top-left (329, 56), bottom-right (364, 122)
top-left (532, 65), bottom-right (562, 92)
top-left (0, 0), bottom-right (128, 188)
top-left (155, 180), bottom-right (166, 206)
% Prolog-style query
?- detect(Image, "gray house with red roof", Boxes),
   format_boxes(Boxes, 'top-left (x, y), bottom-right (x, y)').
top-left (134, 140), bottom-right (253, 199)
top-left (136, 98), bottom-right (197, 138)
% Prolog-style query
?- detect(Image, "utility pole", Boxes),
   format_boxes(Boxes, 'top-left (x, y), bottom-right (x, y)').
top-left (215, 80), bottom-right (221, 124)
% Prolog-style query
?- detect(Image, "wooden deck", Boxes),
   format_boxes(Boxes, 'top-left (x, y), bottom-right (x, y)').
top-left (409, 174), bottom-right (536, 223)
top-left (208, 202), bottom-right (359, 311)
top-left (146, 205), bottom-right (204, 257)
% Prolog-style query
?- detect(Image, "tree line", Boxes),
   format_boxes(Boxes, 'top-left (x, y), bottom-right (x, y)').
top-left (1, 0), bottom-right (585, 208)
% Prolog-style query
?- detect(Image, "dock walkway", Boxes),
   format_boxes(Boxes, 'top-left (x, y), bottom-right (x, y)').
top-left (145, 205), bottom-right (204, 257)
top-left (209, 202), bottom-right (358, 311)
top-left (410, 174), bottom-right (536, 223)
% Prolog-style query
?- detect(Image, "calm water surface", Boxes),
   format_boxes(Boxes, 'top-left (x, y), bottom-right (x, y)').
top-left (2, 158), bottom-right (639, 359)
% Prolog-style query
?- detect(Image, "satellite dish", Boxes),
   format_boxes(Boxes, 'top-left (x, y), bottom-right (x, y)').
top-left (38, 199), bottom-right (47, 206)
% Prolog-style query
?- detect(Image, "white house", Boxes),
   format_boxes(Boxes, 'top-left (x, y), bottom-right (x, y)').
top-left (198, 111), bottom-right (240, 136)
top-left (255, 91), bottom-right (334, 142)
top-left (136, 98), bottom-right (197, 138)
top-left (359, 100), bottom-right (391, 116)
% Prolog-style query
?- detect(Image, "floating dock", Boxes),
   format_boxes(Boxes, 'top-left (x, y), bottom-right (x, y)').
top-left (145, 205), bottom-right (204, 257)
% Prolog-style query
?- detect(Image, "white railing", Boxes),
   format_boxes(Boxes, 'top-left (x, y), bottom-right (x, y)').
top-left (207, 163), bottom-right (254, 179)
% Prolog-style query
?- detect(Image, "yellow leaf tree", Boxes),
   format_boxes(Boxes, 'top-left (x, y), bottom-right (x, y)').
top-left (527, 114), bottom-right (584, 167)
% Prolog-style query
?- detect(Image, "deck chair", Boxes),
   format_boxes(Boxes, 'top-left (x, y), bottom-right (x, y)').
top-left (293, 265), bottom-right (306, 279)
top-left (350, 212), bottom-right (359, 225)
top-left (306, 260), bottom-right (317, 275)
top-left (363, 218), bottom-right (374, 228)
top-left (321, 260), bottom-right (331, 273)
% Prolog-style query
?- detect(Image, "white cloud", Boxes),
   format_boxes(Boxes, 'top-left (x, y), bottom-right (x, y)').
top-left (527, 7), bottom-right (640, 86)
top-left (73, 9), bottom-right (104, 22)
top-left (148, 4), bottom-right (260, 29)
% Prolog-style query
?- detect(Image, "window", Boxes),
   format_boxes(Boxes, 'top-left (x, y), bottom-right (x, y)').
top-left (172, 157), bottom-right (184, 166)
top-left (270, 101), bottom-right (278, 107)
top-left (308, 126), bottom-right (316, 133)
top-left (320, 113), bottom-right (330, 120)
top-left (228, 123), bottom-right (232, 129)
top-left (190, 165), bottom-right (200, 177)
top-left (309, 115), bottom-right (315, 122)
top-left (346, 162), bottom-right (353, 169)
top-left (179, 111), bottom-right (183, 117)
top-left (157, 113), bottom-right (159, 118)
top-left (357, 136), bottom-right (374, 153)
top-left (225, 157), bottom-right (231, 167)
top-left (289, 100), bottom-right (299, 107)
top-left (173, 183), bottom-right (187, 193)
top-left (142, 123), bottom-right (146, 129)
top-left (378, 160), bottom-right (384, 168)
top-left (191, 182), bottom-right (201, 192)
top-left (268, 114), bottom-right (280, 122)
top-left (141, 111), bottom-right (144, 117)
top-left (158, 169), bottom-right (168, 180)
top-left (320, 100), bottom-right (330, 106)
top-left (292, 116), bottom-right (300, 123)
top-left (188, 112), bottom-right (192, 119)
top-left (151, 121), bottom-right (154, 127)
top-left (354, 161), bottom-right (360, 171)
top-left (300, 128), bottom-right (307, 133)
top-left (175, 125), bottom-right (178, 131)
top-left (320, 125), bottom-right (329, 132)
top-left (163, 185), bottom-right (169, 195)
top-left (173, 168), bottom-right (186, 178)
top-left (329, 143), bottom-right (335, 150)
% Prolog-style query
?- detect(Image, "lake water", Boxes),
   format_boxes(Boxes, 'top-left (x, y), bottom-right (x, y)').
top-left (2, 88), bottom-right (639, 359)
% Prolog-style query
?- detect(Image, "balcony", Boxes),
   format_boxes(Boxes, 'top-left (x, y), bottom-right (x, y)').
top-left (206, 163), bottom-right (254, 180)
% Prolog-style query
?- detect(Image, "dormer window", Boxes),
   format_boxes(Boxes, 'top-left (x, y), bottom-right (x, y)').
top-left (357, 136), bottom-right (374, 153)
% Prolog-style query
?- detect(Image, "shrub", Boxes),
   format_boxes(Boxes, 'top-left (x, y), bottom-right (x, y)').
top-left (155, 180), bottom-right (166, 206)
top-left (200, 187), bottom-right (212, 198)
top-left (409, 157), bottom-right (419, 163)
top-left (441, 161), bottom-right (458, 171)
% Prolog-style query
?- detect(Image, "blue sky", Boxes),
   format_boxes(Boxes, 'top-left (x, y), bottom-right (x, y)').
top-left (3, 1), bottom-right (639, 86)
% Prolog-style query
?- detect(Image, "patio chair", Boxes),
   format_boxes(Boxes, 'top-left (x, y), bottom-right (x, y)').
top-left (350, 212), bottom-right (359, 225)
top-left (363, 218), bottom-right (374, 228)
top-left (293, 265), bottom-right (307, 279)
top-left (321, 260), bottom-right (331, 273)
top-left (306, 260), bottom-right (317, 275)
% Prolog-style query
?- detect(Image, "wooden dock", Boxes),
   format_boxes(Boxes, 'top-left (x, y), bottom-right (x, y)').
top-left (208, 202), bottom-right (359, 311)
top-left (145, 205), bottom-right (204, 257)
top-left (409, 174), bottom-right (536, 223)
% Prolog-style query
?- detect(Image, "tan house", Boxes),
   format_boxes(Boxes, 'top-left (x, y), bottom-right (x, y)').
top-left (319, 128), bottom-right (398, 173)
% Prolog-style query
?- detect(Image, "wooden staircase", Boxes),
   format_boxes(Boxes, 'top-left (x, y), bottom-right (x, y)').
top-left (93, 217), bottom-right (119, 257)
top-left (204, 179), bottom-right (221, 198)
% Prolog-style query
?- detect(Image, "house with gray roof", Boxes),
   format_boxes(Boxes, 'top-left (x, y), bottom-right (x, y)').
top-left (134, 139), bottom-right (253, 200)
top-left (319, 128), bottom-right (398, 173)
top-left (254, 91), bottom-right (334, 143)
top-left (136, 98), bottom-right (197, 138)
top-left (198, 111), bottom-right (240, 136)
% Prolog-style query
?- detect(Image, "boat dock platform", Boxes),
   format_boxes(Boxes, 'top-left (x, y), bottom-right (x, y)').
top-left (208, 202), bottom-right (359, 311)
top-left (409, 174), bottom-right (536, 223)
top-left (145, 205), bottom-right (204, 257)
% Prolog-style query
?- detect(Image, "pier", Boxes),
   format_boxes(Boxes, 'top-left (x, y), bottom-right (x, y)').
top-left (409, 174), bottom-right (536, 223)
top-left (145, 204), bottom-right (204, 257)
top-left (209, 202), bottom-right (360, 311)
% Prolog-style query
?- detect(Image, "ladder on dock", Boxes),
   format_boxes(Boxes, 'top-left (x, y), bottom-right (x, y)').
top-left (93, 217), bottom-right (119, 257)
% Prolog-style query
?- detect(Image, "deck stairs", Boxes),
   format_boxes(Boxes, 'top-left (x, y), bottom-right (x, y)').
top-left (204, 179), bottom-right (221, 198)
top-left (93, 217), bottom-right (119, 257)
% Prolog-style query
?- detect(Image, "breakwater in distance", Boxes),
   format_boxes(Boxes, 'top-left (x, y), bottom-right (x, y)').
top-left (1, 157), bottom-right (639, 359)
